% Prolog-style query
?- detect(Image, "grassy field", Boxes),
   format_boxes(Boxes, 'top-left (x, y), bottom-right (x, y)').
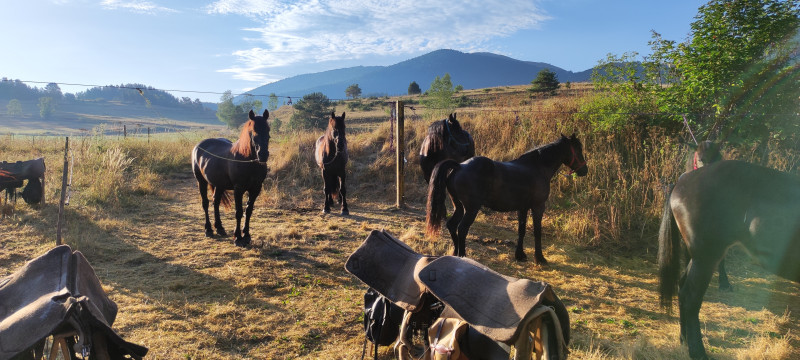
top-left (1, 86), bottom-right (798, 359)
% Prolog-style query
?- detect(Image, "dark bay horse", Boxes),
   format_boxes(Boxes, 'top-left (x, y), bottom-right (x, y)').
top-left (426, 134), bottom-right (588, 264)
top-left (419, 113), bottom-right (475, 183)
top-left (314, 112), bottom-right (349, 215)
top-left (192, 110), bottom-right (270, 247)
top-left (659, 160), bottom-right (800, 359)
top-left (683, 140), bottom-right (732, 291)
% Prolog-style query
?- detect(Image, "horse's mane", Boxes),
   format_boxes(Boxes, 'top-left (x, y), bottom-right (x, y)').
top-left (422, 118), bottom-right (467, 154)
top-left (231, 120), bottom-right (254, 158)
top-left (518, 137), bottom-right (566, 164)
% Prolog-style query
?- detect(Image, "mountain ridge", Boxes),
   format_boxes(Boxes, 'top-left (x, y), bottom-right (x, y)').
top-left (238, 49), bottom-right (593, 101)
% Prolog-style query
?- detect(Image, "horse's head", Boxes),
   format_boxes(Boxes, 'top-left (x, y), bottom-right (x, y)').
top-left (562, 133), bottom-right (588, 176)
top-left (329, 111), bottom-right (346, 151)
top-left (693, 140), bottom-right (722, 169)
top-left (248, 109), bottom-right (271, 163)
top-left (446, 113), bottom-right (462, 132)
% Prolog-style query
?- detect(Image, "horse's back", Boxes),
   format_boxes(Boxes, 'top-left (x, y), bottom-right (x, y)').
top-left (192, 138), bottom-right (237, 188)
top-left (672, 160), bottom-right (800, 279)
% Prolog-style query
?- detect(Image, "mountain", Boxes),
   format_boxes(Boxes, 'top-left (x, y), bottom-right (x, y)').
top-left (238, 49), bottom-right (594, 101)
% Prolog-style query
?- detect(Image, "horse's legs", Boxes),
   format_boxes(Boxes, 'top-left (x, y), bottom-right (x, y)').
top-left (679, 257), bottom-right (716, 360)
top-left (455, 208), bottom-right (479, 257)
top-left (233, 187), bottom-right (246, 247)
top-left (339, 172), bottom-right (349, 216)
top-left (446, 199), bottom-right (465, 256)
top-left (238, 190), bottom-right (259, 247)
top-left (321, 170), bottom-right (332, 214)
top-left (531, 206), bottom-right (547, 265)
top-left (717, 258), bottom-right (733, 291)
top-left (197, 181), bottom-right (213, 237)
top-left (515, 209), bottom-right (529, 261)
top-left (212, 189), bottom-right (227, 237)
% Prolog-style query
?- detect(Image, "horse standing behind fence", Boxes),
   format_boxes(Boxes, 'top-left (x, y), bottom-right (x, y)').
top-left (426, 134), bottom-right (588, 264)
top-left (191, 110), bottom-right (270, 247)
top-left (315, 112), bottom-right (349, 215)
top-left (658, 160), bottom-right (800, 359)
top-left (419, 113), bottom-right (475, 183)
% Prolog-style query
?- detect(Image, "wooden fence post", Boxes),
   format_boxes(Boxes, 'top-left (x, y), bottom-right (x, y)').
top-left (56, 137), bottom-right (69, 245)
top-left (396, 101), bottom-right (405, 208)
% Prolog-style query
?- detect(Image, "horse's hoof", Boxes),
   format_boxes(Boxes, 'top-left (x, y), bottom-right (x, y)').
top-left (217, 229), bottom-right (227, 237)
top-left (533, 254), bottom-right (548, 266)
top-left (515, 251), bottom-right (528, 262)
top-left (205, 229), bottom-right (214, 238)
top-left (235, 237), bottom-right (250, 247)
top-left (341, 209), bottom-right (349, 216)
top-left (322, 208), bottom-right (330, 214)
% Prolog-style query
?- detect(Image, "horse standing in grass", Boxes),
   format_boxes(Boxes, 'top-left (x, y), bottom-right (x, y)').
top-left (426, 134), bottom-right (588, 264)
top-left (418, 113), bottom-right (475, 183)
top-left (659, 160), bottom-right (800, 359)
top-left (192, 110), bottom-right (270, 247)
top-left (315, 112), bottom-right (349, 215)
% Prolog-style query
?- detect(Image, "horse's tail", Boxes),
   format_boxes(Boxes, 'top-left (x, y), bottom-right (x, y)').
top-left (658, 184), bottom-right (681, 312)
top-left (426, 160), bottom-right (460, 239)
top-left (210, 185), bottom-right (232, 209)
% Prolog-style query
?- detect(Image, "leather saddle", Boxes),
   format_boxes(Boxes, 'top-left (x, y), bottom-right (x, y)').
top-left (0, 245), bottom-right (148, 360)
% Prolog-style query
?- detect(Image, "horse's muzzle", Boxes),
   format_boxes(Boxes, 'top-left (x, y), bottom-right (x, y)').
top-left (575, 165), bottom-right (588, 176)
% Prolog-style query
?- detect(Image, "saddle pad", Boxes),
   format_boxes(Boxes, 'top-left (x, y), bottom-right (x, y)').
top-left (0, 157), bottom-right (46, 180)
top-left (0, 245), bottom-right (147, 359)
top-left (345, 230), bottom-right (435, 312)
top-left (418, 256), bottom-right (556, 344)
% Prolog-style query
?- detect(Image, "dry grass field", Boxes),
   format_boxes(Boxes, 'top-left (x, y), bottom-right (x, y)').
top-left (1, 86), bottom-right (798, 359)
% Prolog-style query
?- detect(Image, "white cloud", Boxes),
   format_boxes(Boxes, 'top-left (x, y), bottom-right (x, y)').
top-left (210, 0), bottom-right (549, 81)
top-left (101, 0), bottom-right (178, 14)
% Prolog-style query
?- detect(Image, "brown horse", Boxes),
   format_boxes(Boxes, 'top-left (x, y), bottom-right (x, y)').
top-left (659, 160), bottom-right (800, 359)
top-left (315, 112), bottom-right (349, 215)
top-left (419, 113), bottom-right (475, 183)
top-left (192, 110), bottom-right (270, 247)
top-left (426, 134), bottom-right (588, 264)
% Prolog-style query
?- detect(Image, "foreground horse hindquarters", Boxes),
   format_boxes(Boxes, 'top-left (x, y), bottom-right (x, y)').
top-left (419, 113), bottom-right (475, 183)
top-left (659, 160), bottom-right (800, 360)
top-left (315, 112), bottom-right (349, 215)
top-left (191, 110), bottom-right (270, 247)
top-left (426, 134), bottom-right (588, 264)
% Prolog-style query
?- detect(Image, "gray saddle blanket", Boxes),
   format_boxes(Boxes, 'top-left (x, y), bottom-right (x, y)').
top-left (345, 230), bottom-right (570, 345)
top-left (0, 245), bottom-right (148, 360)
top-left (0, 158), bottom-right (46, 180)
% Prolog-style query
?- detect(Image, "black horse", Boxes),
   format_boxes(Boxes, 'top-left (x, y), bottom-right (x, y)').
top-left (419, 113), bottom-right (475, 183)
top-left (659, 160), bottom-right (800, 359)
top-left (426, 134), bottom-right (588, 264)
top-left (314, 112), bottom-right (349, 215)
top-left (192, 110), bottom-right (270, 247)
top-left (0, 171), bottom-right (22, 204)
top-left (682, 140), bottom-right (732, 291)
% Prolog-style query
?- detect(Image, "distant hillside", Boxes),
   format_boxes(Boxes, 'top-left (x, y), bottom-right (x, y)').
top-left (238, 49), bottom-right (594, 101)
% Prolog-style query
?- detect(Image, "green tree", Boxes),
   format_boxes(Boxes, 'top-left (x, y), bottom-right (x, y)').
top-left (6, 99), bottom-right (22, 116)
top-left (659, 0), bottom-right (800, 145)
top-left (529, 68), bottom-right (560, 94)
top-left (345, 84), bottom-right (362, 99)
top-left (44, 82), bottom-right (63, 103)
top-left (38, 97), bottom-right (54, 119)
top-left (422, 73), bottom-right (455, 116)
top-left (215, 90), bottom-right (260, 128)
top-left (289, 92), bottom-right (333, 130)
top-left (408, 81), bottom-right (421, 95)
top-left (267, 93), bottom-right (279, 112)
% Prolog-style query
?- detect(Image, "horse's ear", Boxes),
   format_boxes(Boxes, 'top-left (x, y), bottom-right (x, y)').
top-left (448, 113), bottom-right (455, 122)
top-left (571, 132), bottom-right (577, 139)
top-left (560, 133), bottom-right (566, 139)
top-left (341, 112), bottom-right (345, 119)
top-left (262, 109), bottom-right (269, 119)
top-left (331, 111), bottom-right (336, 119)
top-left (249, 110), bottom-right (256, 121)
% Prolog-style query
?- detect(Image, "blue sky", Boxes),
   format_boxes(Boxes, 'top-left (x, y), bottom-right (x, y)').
top-left (2, 0), bottom-right (707, 102)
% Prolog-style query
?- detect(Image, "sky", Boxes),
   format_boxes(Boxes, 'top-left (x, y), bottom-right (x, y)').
top-left (1, 0), bottom-right (708, 103)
